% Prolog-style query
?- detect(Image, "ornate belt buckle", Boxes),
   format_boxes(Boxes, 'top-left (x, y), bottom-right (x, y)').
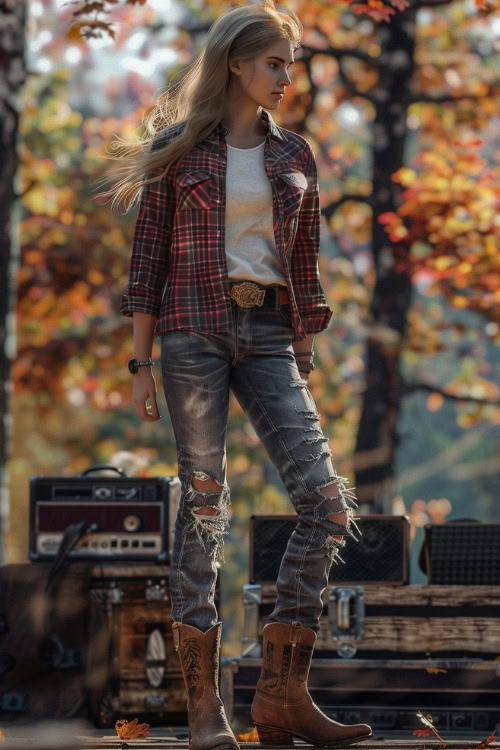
top-left (230, 281), bottom-right (266, 309)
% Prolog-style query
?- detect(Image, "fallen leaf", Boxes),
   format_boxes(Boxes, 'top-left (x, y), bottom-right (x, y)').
top-left (416, 710), bottom-right (447, 745)
top-left (115, 719), bottom-right (150, 739)
top-left (476, 728), bottom-right (497, 748)
top-left (426, 666), bottom-right (448, 674)
top-left (236, 726), bottom-right (259, 742)
top-left (0, 728), bottom-right (4, 743)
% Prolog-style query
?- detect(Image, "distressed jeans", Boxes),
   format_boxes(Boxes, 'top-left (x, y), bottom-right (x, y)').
top-left (160, 291), bottom-right (361, 633)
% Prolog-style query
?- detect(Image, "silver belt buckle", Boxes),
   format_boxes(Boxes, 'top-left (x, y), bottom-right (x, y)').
top-left (230, 282), bottom-right (266, 309)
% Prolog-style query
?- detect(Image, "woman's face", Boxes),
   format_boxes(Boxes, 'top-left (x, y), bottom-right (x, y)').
top-left (228, 39), bottom-right (295, 109)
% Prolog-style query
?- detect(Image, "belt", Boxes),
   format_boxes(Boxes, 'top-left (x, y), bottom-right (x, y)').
top-left (229, 281), bottom-right (290, 309)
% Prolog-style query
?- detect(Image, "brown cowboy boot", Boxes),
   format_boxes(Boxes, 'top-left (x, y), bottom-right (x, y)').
top-left (251, 622), bottom-right (372, 747)
top-left (172, 621), bottom-right (239, 750)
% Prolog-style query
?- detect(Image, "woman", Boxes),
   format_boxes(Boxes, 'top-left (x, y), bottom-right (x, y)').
top-left (96, 1), bottom-right (370, 748)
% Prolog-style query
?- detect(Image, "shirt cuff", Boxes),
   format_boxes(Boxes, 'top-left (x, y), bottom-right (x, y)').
top-left (120, 286), bottom-right (161, 318)
top-left (298, 306), bottom-right (333, 335)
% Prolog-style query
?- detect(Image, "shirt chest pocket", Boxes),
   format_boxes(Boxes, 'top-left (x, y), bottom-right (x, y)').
top-left (276, 171), bottom-right (308, 218)
top-left (176, 170), bottom-right (213, 211)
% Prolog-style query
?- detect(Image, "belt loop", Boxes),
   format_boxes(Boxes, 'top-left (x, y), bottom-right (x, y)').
top-left (274, 285), bottom-right (280, 311)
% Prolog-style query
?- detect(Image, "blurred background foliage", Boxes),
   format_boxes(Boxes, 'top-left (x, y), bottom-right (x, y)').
top-left (7, 0), bottom-right (499, 655)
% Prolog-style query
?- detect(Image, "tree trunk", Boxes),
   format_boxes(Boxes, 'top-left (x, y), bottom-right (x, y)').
top-left (0, 0), bottom-right (27, 561)
top-left (353, 7), bottom-right (416, 513)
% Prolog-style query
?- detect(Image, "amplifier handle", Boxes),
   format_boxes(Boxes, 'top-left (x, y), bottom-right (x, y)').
top-left (79, 464), bottom-right (127, 476)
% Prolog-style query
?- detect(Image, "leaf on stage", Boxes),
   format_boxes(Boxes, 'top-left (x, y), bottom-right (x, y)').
top-left (476, 729), bottom-right (497, 749)
top-left (236, 726), bottom-right (260, 742)
top-left (115, 718), bottom-right (151, 739)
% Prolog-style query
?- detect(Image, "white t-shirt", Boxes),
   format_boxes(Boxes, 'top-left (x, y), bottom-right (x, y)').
top-left (225, 139), bottom-right (287, 287)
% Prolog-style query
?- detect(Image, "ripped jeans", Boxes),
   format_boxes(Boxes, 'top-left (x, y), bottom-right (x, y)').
top-left (160, 293), bottom-right (361, 633)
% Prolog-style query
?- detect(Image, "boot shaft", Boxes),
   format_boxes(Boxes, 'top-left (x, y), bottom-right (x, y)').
top-left (257, 622), bottom-right (316, 703)
top-left (172, 621), bottom-right (222, 706)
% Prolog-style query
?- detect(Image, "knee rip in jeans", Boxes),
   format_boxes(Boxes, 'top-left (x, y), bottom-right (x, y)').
top-left (313, 474), bottom-right (362, 566)
top-left (186, 471), bottom-right (231, 564)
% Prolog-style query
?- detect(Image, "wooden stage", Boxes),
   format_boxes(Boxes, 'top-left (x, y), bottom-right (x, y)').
top-left (1, 725), bottom-right (499, 750)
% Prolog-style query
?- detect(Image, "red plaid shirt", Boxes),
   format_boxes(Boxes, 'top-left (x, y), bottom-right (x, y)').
top-left (120, 109), bottom-right (333, 342)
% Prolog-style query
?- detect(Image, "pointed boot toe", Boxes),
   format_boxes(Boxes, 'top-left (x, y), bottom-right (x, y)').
top-left (251, 622), bottom-right (372, 747)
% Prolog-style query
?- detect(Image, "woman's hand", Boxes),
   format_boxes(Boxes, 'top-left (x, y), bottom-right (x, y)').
top-left (132, 368), bottom-right (162, 421)
top-left (298, 369), bottom-right (310, 381)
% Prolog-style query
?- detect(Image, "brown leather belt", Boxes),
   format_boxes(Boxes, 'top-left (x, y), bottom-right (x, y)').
top-left (230, 281), bottom-right (289, 309)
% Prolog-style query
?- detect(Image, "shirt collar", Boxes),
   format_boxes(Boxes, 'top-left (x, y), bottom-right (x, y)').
top-left (215, 108), bottom-right (285, 142)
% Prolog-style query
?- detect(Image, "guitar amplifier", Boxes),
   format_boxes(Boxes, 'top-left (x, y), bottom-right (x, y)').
top-left (249, 514), bottom-right (411, 585)
top-left (29, 465), bottom-right (181, 563)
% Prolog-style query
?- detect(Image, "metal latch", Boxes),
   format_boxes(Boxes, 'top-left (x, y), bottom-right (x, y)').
top-left (328, 586), bottom-right (365, 658)
top-left (241, 583), bottom-right (262, 658)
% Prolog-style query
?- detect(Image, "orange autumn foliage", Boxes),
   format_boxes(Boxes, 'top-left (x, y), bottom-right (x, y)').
top-left (115, 718), bottom-right (150, 739)
top-left (379, 136), bottom-right (500, 323)
top-left (236, 726), bottom-right (260, 742)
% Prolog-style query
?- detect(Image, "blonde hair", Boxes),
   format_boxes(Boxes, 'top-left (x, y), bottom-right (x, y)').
top-left (92, 0), bottom-right (302, 214)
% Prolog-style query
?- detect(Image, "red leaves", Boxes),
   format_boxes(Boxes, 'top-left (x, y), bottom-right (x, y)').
top-left (415, 711), bottom-right (498, 748)
top-left (476, 728), bottom-right (497, 749)
top-left (413, 728), bottom-right (433, 737)
top-left (415, 711), bottom-right (446, 744)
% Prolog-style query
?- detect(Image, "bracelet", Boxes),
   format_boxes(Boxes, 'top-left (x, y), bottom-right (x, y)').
top-left (294, 350), bottom-right (314, 357)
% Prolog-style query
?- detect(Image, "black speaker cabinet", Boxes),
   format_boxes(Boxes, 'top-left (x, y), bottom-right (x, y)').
top-left (249, 514), bottom-right (410, 585)
top-left (422, 522), bottom-right (500, 585)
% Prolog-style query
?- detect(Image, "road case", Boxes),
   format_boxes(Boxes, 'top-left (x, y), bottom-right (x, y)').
top-left (223, 582), bottom-right (500, 738)
top-left (90, 563), bottom-right (220, 727)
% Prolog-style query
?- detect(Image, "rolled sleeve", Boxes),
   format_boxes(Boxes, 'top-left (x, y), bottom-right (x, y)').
top-left (290, 142), bottom-right (333, 336)
top-left (120, 137), bottom-right (175, 318)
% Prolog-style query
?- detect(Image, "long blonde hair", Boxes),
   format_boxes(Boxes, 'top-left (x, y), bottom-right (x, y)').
top-left (92, 0), bottom-right (302, 214)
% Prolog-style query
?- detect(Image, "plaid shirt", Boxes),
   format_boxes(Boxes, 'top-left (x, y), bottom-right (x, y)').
top-left (119, 109), bottom-right (333, 342)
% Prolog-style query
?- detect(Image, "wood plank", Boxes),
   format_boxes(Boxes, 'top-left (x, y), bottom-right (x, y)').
top-left (315, 616), bottom-right (500, 652)
top-left (261, 584), bottom-right (500, 606)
